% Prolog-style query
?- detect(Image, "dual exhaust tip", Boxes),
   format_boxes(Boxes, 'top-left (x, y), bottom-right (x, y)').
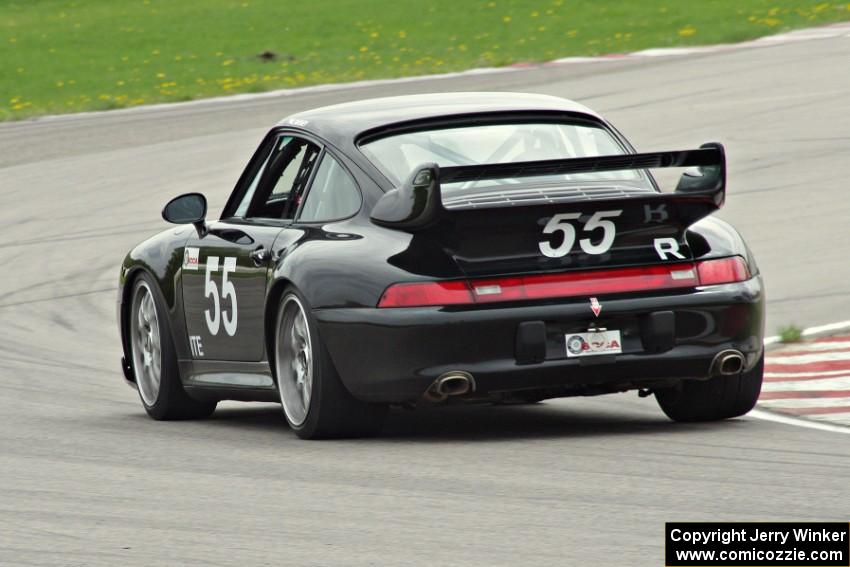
top-left (712, 349), bottom-right (746, 376)
top-left (424, 371), bottom-right (475, 402)
top-left (422, 352), bottom-right (744, 402)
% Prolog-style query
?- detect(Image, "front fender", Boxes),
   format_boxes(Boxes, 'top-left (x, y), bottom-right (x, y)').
top-left (118, 226), bottom-right (193, 366)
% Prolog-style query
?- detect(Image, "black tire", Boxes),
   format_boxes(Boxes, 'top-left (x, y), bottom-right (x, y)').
top-left (128, 273), bottom-right (217, 420)
top-left (655, 352), bottom-right (764, 422)
top-left (274, 287), bottom-right (387, 440)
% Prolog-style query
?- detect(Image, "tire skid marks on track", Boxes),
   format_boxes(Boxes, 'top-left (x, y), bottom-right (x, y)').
top-left (758, 334), bottom-right (850, 425)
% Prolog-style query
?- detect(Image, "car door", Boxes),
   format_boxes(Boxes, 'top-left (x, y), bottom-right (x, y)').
top-left (181, 134), bottom-right (321, 362)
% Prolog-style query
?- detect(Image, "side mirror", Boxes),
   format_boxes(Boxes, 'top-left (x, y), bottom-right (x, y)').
top-left (162, 193), bottom-right (207, 235)
top-left (370, 163), bottom-right (442, 230)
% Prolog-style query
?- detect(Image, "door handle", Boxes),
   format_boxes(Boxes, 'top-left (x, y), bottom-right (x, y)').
top-left (249, 246), bottom-right (271, 266)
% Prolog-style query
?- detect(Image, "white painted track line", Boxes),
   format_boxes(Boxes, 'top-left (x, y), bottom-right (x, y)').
top-left (757, 397), bottom-right (850, 409)
top-left (763, 320), bottom-right (850, 345)
top-left (749, 408), bottom-right (850, 435)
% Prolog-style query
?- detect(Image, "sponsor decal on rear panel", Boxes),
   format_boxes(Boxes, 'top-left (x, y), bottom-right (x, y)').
top-left (566, 329), bottom-right (622, 357)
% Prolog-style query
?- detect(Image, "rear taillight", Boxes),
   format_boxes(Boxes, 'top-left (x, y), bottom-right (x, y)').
top-left (377, 281), bottom-right (473, 308)
top-left (377, 256), bottom-right (750, 308)
top-left (695, 256), bottom-right (750, 285)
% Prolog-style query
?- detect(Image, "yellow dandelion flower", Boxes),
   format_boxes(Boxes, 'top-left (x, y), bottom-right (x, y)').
top-left (678, 26), bottom-right (697, 37)
top-left (502, 16), bottom-right (511, 23)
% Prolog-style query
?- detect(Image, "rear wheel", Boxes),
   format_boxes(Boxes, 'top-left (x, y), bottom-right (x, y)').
top-left (274, 289), bottom-right (387, 439)
top-left (655, 352), bottom-right (764, 422)
top-left (128, 274), bottom-right (216, 420)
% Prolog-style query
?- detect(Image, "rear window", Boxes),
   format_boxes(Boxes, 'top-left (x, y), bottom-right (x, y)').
top-left (359, 121), bottom-right (655, 203)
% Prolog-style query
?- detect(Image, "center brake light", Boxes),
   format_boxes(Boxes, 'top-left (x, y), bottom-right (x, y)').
top-left (377, 256), bottom-right (750, 308)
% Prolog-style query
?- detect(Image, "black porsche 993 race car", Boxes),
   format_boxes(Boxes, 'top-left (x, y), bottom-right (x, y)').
top-left (118, 93), bottom-right (764, 439)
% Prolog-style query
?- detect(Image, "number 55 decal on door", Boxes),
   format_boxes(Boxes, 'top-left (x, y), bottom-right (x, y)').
top-left (204, 256), bottom-right (238, 336)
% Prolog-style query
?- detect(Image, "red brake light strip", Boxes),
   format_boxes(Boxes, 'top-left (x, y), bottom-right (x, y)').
top-left (378, 256), bottom-right (749, 308)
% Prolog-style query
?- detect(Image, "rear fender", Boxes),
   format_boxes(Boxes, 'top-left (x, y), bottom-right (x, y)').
top-left (687, 216), bottom-right (759, 275)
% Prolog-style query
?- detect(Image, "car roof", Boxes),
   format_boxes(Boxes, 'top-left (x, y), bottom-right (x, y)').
top-left (277, 92), bottom-right (603, 146)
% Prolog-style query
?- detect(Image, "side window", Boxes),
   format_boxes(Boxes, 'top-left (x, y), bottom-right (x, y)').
top-left (234, 143), bottom-right (273, 217)
top-left (244, 136), bottom-right (320, 220)
top-left (298, 153), bottom-right (361, 222)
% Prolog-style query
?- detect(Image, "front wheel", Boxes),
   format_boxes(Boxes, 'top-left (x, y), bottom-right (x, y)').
top-left (128, 273), bottom-right (216, 420)
top-left (655, 352), bottom-right (764, 422)
top-left (274, 289), bottom-right (387, 439)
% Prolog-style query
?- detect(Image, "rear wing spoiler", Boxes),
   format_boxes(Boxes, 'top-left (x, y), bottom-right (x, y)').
top-left (371, 142), bottom-right (725, 230)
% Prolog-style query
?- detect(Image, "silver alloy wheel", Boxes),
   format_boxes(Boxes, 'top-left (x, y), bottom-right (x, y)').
top-left (275, 295), bottom-right (314, 427)
top-left (130, 280), bottom-right (162, 406)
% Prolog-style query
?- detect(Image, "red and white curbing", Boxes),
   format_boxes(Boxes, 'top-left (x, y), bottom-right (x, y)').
top-left (759, 334), bottom-right (850, 426)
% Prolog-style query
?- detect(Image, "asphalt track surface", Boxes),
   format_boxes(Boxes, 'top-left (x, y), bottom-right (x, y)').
top-left (1, 32), bottom-right (850, 567)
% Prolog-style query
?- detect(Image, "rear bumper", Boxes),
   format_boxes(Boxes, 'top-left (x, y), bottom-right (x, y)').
top-left (314, 277), bottom-right (765, 403)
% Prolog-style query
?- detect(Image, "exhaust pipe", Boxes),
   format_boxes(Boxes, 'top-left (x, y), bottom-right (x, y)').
top-left (423, 371), bottom-right (475, 402)
top-left (711, 349), bottom-right (745, 376)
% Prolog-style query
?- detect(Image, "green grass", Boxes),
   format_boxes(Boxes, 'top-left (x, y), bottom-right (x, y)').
top-left (777, 324), bottom-right (804, 343)
top-left (3, 0), bottom-right (850, 120)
